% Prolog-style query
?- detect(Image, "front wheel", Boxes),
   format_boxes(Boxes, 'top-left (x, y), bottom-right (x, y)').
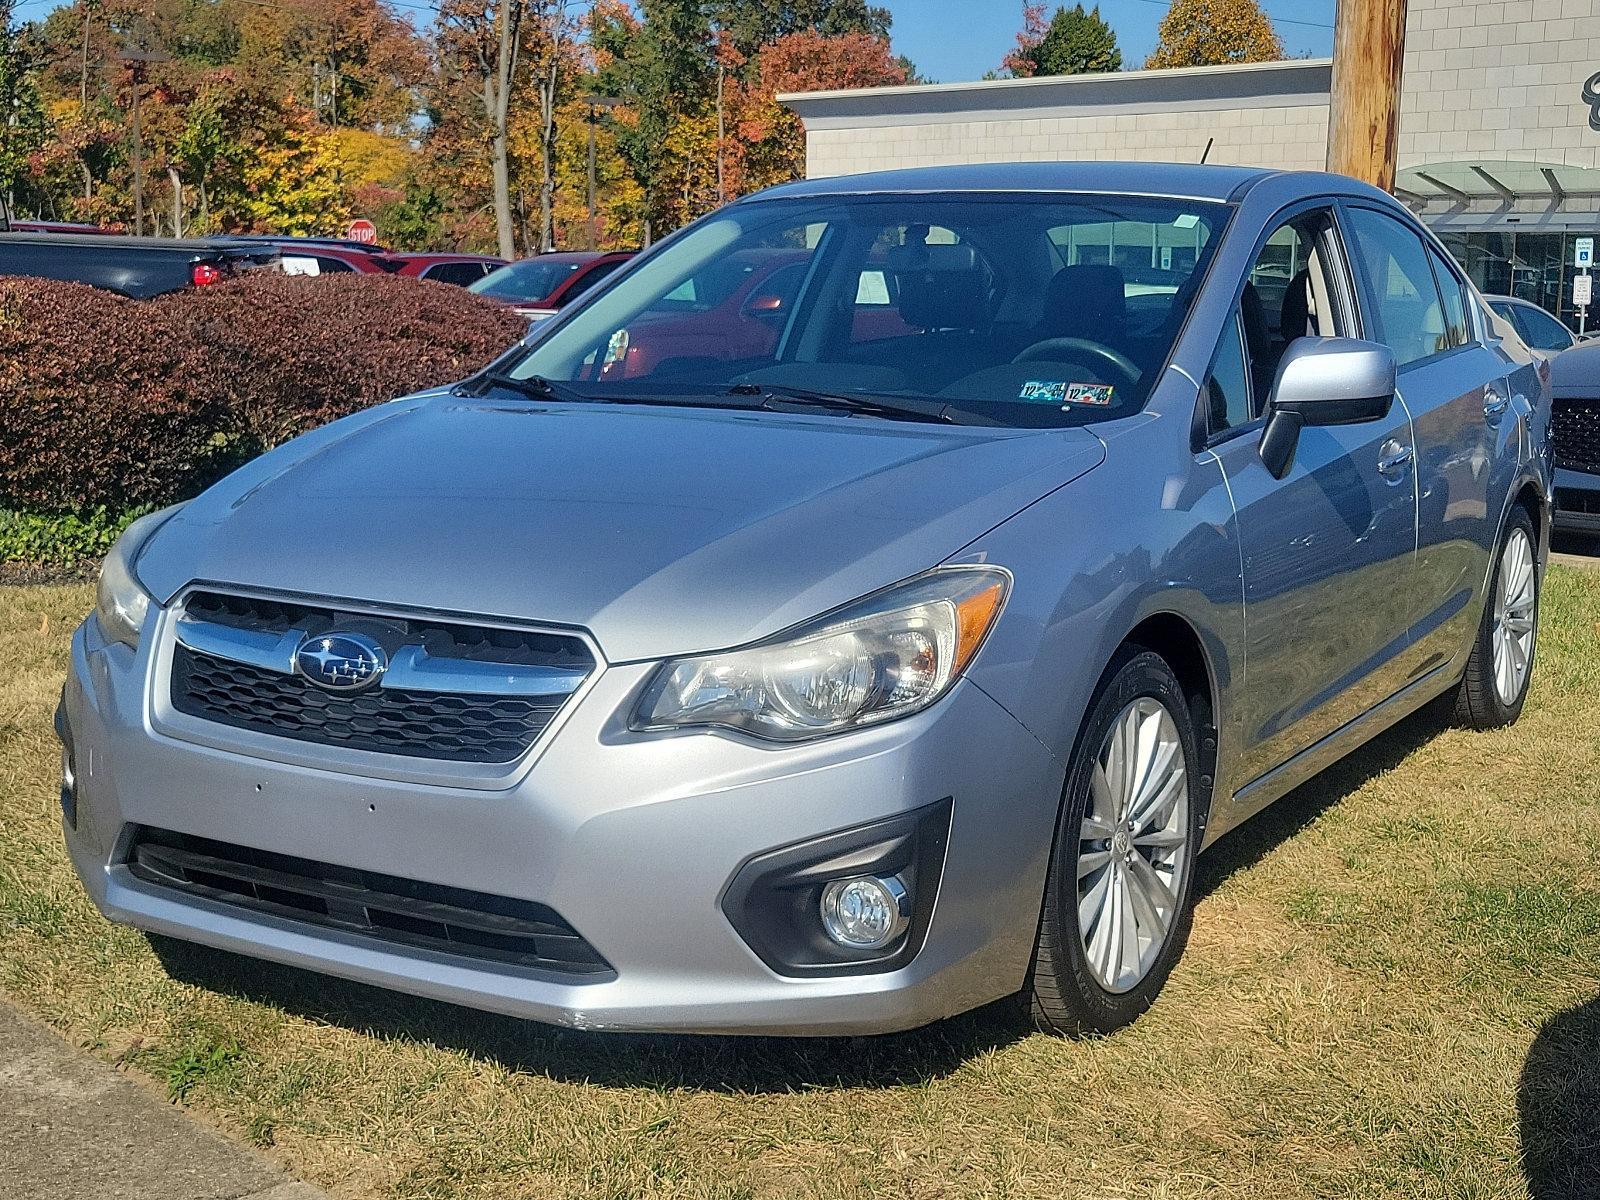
top-left (1454, 508), bottom-right (1539, 730)
top-left (1027, 649), bottom-right (1203, 1036)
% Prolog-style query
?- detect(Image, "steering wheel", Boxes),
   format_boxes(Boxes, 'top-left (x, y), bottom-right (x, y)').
top-left (1010, 337), bottom-right (1142, 390)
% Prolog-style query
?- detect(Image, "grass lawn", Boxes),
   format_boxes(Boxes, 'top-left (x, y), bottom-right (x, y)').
top-left (3, 572), bottom-right (1599, 1199)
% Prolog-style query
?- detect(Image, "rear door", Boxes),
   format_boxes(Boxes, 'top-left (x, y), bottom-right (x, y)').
top-left (1341, 204), bottom-right (1508, 680)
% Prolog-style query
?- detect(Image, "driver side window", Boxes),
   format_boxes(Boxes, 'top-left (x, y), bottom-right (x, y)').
top-left (1204, 208), bottom-right (1343, 437)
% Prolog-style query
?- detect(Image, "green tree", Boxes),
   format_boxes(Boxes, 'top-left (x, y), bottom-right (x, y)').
top-left (708, 0), bottom-right (890, 57)
top-left (1145, 0), bottom-right (1283, 68)
top-left (1016, 4), bottom-right (1121, 76)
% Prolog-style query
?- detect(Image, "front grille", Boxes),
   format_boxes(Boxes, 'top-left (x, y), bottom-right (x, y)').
top-left (127, 828), bottom-right (613, 978)
top-left (169, 591), bottom-right (593, 764)
top-left (1552, 399), bottom-right (1600, 474)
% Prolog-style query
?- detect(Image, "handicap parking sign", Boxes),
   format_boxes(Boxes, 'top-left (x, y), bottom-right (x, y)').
top-left (1576, 237), bottom-right (1594, 268)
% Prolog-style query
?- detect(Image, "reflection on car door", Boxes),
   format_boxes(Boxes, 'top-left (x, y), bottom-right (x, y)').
top-left (1341, 205), bottom-right (1507, 681)
top-left (1202, 206), bottom-right (1419, 788)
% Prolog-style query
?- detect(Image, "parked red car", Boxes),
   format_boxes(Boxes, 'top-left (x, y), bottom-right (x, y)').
top-left (468, 251), bottom-right (633, 319)
top-left (5, 220), bottom-right (116, 234)
top-left (582, 249), bottom-right (913, 381)
top-left (383, 252), bottom-right (506, 286)
top-left (274, 244), bottom-right (392, 276)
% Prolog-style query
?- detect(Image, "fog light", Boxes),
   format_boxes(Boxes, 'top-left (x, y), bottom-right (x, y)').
top-left (819, 875), bottom-right (910, 950)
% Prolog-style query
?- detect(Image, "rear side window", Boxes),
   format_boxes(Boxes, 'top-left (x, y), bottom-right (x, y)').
top-left (563, 258), bottom-right (625, 302)
top-left (425, 262), bottom-right (491, 286)
top-left (1345, 207), bottom-right (1451, 367)
top-left (1513, 303), bottom-right (1575, 352)
top-left (315, 255), bottom-right (354, 274)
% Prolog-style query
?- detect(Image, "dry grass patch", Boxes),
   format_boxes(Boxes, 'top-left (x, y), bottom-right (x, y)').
top-left (1, 570), bottom-right (1598, 1198)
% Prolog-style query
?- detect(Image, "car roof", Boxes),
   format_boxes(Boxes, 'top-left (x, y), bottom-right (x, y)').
top-left (510, 251), bottom-right (609, 266)
top-left (388, 252), bottom-right (504, 264)
top-left (751, 161), bottom-right (1278, 204)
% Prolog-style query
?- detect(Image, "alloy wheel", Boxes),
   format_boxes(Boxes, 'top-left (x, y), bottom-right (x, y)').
top-left (1076, 697), bottom-right (1190, 994)
top-left (1492, 527), bottom-right (1537, 707)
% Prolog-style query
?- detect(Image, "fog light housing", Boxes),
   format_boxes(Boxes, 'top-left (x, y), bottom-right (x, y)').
top-left (820, 875), bottom-right (910, 950)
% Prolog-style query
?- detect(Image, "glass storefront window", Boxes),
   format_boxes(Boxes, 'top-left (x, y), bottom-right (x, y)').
top-left (1434, 230), bottom-right (1587, 332)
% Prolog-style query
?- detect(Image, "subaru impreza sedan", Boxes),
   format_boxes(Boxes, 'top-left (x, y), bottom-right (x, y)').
top-left (60, 163), bottom-right (1550, 1036)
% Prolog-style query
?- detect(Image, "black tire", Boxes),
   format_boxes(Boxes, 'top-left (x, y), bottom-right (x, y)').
top-left (1454, 507), bottom-right (1539, 730)
top-left (1027, 648), bottom-right (1204, 1036)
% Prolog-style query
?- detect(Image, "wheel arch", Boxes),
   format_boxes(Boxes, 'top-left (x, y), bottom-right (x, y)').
top-left (1113, 611), bottom-right (1221, 838)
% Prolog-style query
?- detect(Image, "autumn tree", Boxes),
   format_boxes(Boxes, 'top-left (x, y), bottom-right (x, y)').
top-left (1009, 4), bottom-right (1121, 76)
top-left (1002, 2), bottom-right (1047, 77)
top-left (0, 0), bottom-right (46, 212)
top-left (737, 30), bottom-right (906, 193)
top-left (1144, 0), bottom-right (1283, 69)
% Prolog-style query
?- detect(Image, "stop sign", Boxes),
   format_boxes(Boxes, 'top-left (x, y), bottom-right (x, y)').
top-left (346, 218), bottom-right (378, 245)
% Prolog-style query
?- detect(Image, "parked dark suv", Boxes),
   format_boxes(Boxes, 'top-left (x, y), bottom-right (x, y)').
top-left (1547, 342), bottom-right (1600, 535)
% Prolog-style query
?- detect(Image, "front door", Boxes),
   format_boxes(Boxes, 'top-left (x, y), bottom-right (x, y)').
top-left (1199, 206), bottom-right (1420, 788)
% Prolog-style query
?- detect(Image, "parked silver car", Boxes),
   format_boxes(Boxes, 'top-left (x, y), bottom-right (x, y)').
top-left (1484, 294), bottom-right (1578, 361)
top-left (60, 163), bottom-right (1550, 1037)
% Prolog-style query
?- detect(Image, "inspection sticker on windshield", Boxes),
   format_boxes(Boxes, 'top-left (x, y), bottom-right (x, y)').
top-left (1063, 382), bottom-right (1115, 407)
top-left (1019, 380), bottom-right (1068, 403)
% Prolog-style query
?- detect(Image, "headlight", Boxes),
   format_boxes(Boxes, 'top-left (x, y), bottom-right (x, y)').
top-left (633, 567), bottom-right (1009, 743)
top-left (95, 507), bottom-right (178, 648)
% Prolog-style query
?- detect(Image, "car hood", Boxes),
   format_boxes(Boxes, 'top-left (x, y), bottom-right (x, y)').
top-left (138, 394), bottom-right (1105, 662)
top-left (1549, 339), bottom-right (1600, 398)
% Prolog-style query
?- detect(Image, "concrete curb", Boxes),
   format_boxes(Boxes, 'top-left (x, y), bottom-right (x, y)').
top-left (0, 1001), bottom-right (329, 1200)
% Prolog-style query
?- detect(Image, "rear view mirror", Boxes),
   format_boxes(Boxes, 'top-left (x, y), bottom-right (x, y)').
top-left (742, 293), bottom-right (787, 317)
top-left (1259, 337), bottom-right (1397, 478)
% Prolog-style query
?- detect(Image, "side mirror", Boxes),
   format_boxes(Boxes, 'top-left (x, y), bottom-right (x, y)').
top-left (1259, 337), bottom-right (1396, 479)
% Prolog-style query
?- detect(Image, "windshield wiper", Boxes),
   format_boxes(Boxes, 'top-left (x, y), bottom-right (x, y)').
top-left (470, 371), bottom-right (592, 404)
top-left (473, 371), bottom-right (768, 413)
top-left (728, 382), bottom-right (987, 425)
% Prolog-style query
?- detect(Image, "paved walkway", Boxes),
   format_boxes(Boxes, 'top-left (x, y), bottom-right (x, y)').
top-left (0, 1003), bottom-right (326, 1200)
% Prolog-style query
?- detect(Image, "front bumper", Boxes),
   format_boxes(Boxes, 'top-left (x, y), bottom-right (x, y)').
top-left (60, 612), bottom-right (1064, 1035)
top-left (1554, 467), bottom-right (1600, 535)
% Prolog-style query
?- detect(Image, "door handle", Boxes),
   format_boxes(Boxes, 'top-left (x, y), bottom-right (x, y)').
top-left (1484, 388), bottom-right (1509, 421)
top-left (1377, 442), bottom-right (1414, 477)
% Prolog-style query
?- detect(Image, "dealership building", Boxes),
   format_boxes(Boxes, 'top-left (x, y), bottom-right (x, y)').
top-left (781, 0), bottom-right (1600, 326)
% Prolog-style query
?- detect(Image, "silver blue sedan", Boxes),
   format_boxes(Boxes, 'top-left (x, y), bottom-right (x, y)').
top-left (62, 163), bottom-right (1550, 1036)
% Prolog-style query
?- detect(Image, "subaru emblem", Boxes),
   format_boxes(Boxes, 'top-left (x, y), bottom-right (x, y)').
top-left (294, 631), bottom-right (388, 692)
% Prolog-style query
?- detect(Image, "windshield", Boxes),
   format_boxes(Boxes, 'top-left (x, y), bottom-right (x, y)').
top-left (470, 258), bottom-right (585, 302)
top-left (499, 194), bottom-right (1228, 427)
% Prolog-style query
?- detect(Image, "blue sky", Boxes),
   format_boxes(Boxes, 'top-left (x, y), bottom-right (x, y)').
top-left (881, 0), bottom-right (1337, 83)
top-left (8, 0), bottom-right (1338, 84)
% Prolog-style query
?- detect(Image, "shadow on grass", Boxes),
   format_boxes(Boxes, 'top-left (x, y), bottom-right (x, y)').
top-left (146, 694), bottom-right (1457, 1091)
top-left (1193, 696), bottom-right (1452, 901)
top-left (147, 932), bottom-right (1030, 1092)
top-left (1519, 995), bottom-right (1600, 1199)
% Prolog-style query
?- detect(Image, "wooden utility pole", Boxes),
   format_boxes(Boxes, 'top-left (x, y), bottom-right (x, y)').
top-left (1326, 0), bottom-right (1409, 191)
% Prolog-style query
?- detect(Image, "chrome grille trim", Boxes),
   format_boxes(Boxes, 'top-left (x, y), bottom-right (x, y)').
top-left (172, 615), bottom-right (591, 699)
top-left (156, 586), bottom-right (604, 778)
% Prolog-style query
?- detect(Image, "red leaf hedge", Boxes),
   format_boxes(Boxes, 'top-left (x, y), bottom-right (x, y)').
top-left (0, 278), bottom-right (225, 513)
top-left (164, 273), bottom-right (530, 449)
top-left (0, 273), bottom-right (529, 515)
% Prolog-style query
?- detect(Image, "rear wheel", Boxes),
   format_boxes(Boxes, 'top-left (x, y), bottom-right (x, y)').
top-left (1028, 649), bottom-right (1202, 1036)
top-left (1455, 508), bottom-right (1539, 729)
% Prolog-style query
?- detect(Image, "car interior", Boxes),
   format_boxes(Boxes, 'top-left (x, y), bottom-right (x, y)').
top-left (573, 200), bottom-right (1230, 422)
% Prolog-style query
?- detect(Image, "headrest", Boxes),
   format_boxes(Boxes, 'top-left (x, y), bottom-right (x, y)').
top-left (1035, 264), bottom-right (1126, 340)
top-left (1240, 281), bottom-right (1270, 355)
top-left (889, 242), bottom-right (993, 331)
top-left (1281, 269), bottom-right (1312, 340)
